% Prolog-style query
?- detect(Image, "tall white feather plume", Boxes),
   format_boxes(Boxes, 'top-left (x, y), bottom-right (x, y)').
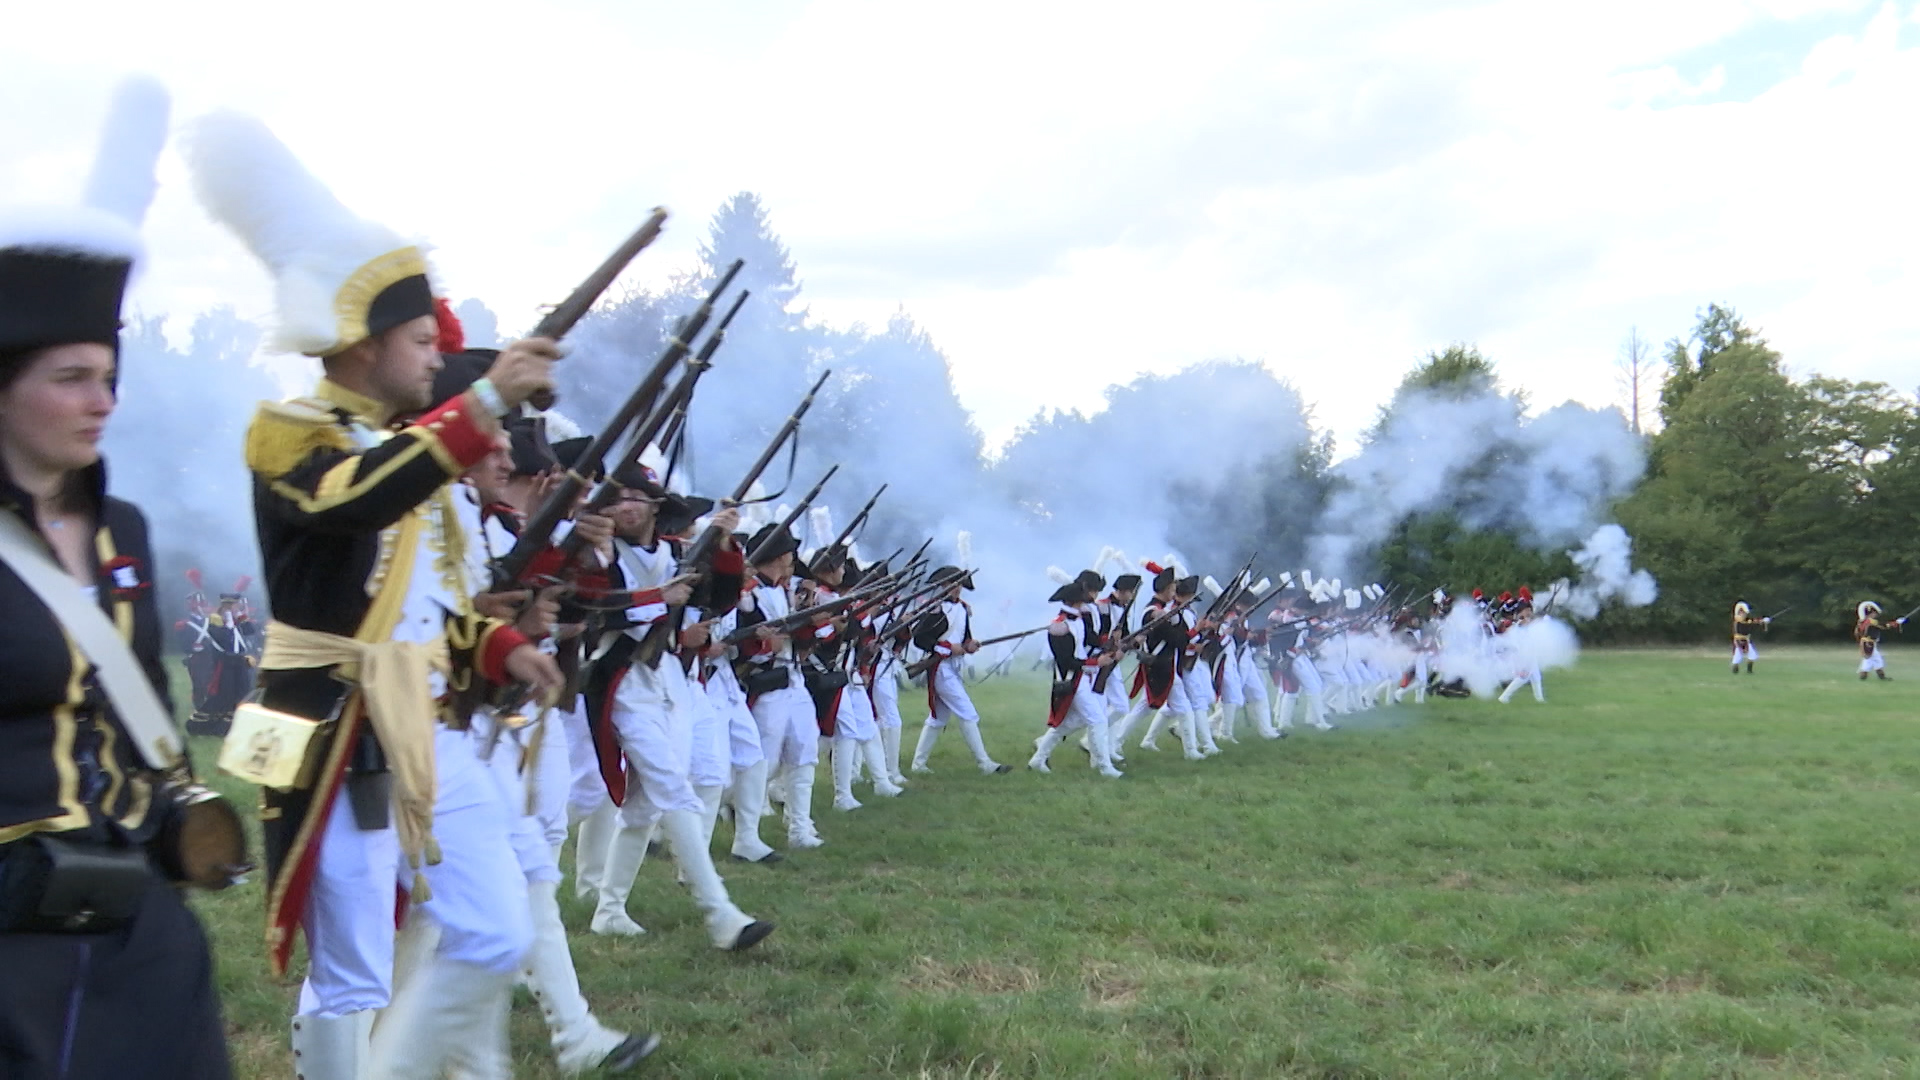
top-left (1345, 589), bottom-right (1363, 610)
top-left (1250, 577), bottom-right (1272, 597)
top-left (1278, 572), bottom-right (1294, 587)
top-left (1045, 566), bottom-right (1072, 585)
top-left (772, 504), bottom-right (792, 526)
top-left (1301, 569), bottom-right (1315, 588)
top-left (535, 409), bottom-right (583, 441)
top-left (1202, 575), bottom-right (1224, 598)
top-left (956, 531), bottom-right (972, 567)
top-left (82, 75), bottom-right (170, 230)
top-left (0, 75), bottom-right (166, 263)
top-left (808, 506), bottom-right (836, 552)
top-left (1330, 577), bottom-right (1344, 596)
top-left (1163, 553), bottom-right (1178, 576)
top-left (183, 111), bottom-right (429, 355)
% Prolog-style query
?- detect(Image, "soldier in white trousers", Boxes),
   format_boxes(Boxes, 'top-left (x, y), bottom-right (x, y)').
top-left (582, 470), bottom-right (773, 952)
top-left (739, 524), bottom-right (829, 848)
top-left (908, 567), bottom-right (1013, 775)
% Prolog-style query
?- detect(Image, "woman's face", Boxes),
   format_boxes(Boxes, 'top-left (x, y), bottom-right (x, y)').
top-left (0, 343), bottom-right (116, 475)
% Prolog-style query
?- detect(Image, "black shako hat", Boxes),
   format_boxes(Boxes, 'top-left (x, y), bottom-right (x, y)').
top-left (1, 77), bottom-right (170, 360)
top-left (929, 565), bottom-right (975, 591)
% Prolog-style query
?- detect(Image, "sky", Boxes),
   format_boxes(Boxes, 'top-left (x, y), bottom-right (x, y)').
top-left (4, 0), bottom-right (1918, 454)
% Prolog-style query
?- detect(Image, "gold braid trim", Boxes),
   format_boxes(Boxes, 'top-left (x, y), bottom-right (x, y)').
top-left (245, 399), bottom-right (353, 480)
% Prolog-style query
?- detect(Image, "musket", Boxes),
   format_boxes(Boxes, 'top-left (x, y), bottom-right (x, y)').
top-left (1761, 605), bottom-right (1792, 621)
top-left (1093, 597), bottom-right (1197, 692)
top-left (495, 260), bottom-right (744, 588)
top-left (904, 618), bottom-right (1043, 681)
top-left (1200, 555), bottom-right (1258, 624)
top-left (1896, 604), bottom-right (1920, 623)
top-left (721, 575), bottom-right (900, 645)
top-left (609, 288), bottom-right (749, 483)
top-left (549, 290), bottom-right (753, 568)
top-left (823, 484), bottom-right (887, 555)
top-left (527, 209), bottom-right (669, 339)
top-left (745, 464), bottom-right (839, 565)
top-left (634, 370), bottom-right (834, 667)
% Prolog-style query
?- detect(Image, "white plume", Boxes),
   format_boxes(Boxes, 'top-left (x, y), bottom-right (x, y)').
top-left (183, 110), bottom-right (429, 356)
top-left (82, 74), bottom-right (170, 229)
top-left (1202, 575), bottom-right (1223, 598)
top-left (1045, 565), bottom-right (1073, 585)
top-left (957, 530), bottom-right (973, 567)
top-left (807, 506), bottom-right (836, 552)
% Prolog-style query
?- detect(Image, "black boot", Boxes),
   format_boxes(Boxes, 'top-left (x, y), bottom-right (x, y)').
top-left (1878, 671), bottom-right (1892, 681)
top-left (1746, 662), bottom-right (1754, 674)
top-left (1861, 672), bottom-right (1871, 681)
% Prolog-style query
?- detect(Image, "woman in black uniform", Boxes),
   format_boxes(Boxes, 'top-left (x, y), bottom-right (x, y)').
top-left (0, 77), bottom-right (232, 1080)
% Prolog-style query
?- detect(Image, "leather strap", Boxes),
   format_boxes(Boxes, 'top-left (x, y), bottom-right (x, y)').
top-left (0, 512), bottom-right (183, 771)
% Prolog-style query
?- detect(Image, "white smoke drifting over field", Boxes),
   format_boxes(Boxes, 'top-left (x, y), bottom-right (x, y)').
top-left (1307, 387), bottom-right (1656, 618)
top-left (1433, 607), bottom-right (1584, 698)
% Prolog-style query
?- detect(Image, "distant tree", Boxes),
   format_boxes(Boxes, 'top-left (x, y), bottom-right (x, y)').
top-left (1658, 303), bottom-right (1757, 423)
top-left (1615, 326), bottom-right (1655, 435)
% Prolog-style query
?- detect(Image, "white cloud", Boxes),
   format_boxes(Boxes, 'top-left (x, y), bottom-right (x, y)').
top-left (4, 0), bottom-right (1917, 457)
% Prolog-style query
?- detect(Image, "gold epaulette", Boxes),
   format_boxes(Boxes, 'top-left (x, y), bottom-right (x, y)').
top-left (244, 398), bottom-right (352, 480)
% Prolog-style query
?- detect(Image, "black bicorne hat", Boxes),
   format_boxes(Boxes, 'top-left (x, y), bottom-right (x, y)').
top-left (656, 494), bottom-right (716, 539)
top-left (1111, 573), bottom-right (1142, 592)
top-left (1174, 575), bottom-right (1201, 597)
top-left (746, 523), bottom-right (801, 564)
top-left (929, 565), bottom-right (975, 591)
top-left (1075, 569), bottom-right (1105, 594)
top-left (428, 348), bottom-right (496, 411)
top-left (1049, 582), bottom-right (1089, 604)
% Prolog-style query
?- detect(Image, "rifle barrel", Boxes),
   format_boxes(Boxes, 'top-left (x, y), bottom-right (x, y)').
top-left (529, 209), bottom-right (669, 340)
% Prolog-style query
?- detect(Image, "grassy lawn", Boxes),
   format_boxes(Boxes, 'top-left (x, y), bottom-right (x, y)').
top-left (182, 644), bottom-right (1920, 1078)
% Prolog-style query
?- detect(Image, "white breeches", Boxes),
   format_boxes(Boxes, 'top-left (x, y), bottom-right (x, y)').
top-left (704, 667), bottom-right (764, 770)
top-left (1055, 678), bottom-right (1110, 734)
top-left (1216, 657), bottom-right (1246, 706)
top-left (471, 709), bottom-right (567, 885)
top-left (871, 670), bottom-right (905, 731)
top-left (751, 674), bottom-right (820, 769)
top-left (923, 661), bottom-right (981, 729)
top-left (405, 726), bottom-right (534, 974)
top-left (834, 682), bottom-right (880, 742)
top-left (1179, 665), bottom-right (1216, 713)
top-left (687, 677), bottom-right (731, 791)
top-left (1238, 652), bottom-right (1269, 703)
top-left (609, 676), bottom-right (704, 827)
top-left (296, 788), bottom-right (401, 1017)
top-left (1732, 641), bottom-right (1759, 664)
top-left (1861, 649), bottom-right (1886, 673)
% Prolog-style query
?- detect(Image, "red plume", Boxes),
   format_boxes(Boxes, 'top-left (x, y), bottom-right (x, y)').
top-left (233, 575), bottom-right (252, 593)
top-left (1144, 561), bottom-right (1165, 574)
top-left (433, 297), bottom-right (464, 354)
top-left (185, 568), bottom-right (203, 588)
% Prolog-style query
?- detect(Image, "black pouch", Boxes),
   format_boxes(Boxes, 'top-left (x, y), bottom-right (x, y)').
top-left (346, 728), bottom-right (392, 832)
top-left (0, 835), bottom-right (149, 933)
top-left (744, 666), bottom-right (791, 697)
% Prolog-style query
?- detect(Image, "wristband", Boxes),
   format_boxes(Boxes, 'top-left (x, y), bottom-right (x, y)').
top-left (470, 377), bottom-right (511, 418)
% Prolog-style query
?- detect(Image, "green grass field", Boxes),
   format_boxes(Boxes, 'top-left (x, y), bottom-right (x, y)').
top-left (184, 645), bottom-right (1920, 1078)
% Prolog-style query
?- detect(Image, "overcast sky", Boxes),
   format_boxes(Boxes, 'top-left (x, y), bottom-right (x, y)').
top-left (5, 0), bottom-right (1917, 453)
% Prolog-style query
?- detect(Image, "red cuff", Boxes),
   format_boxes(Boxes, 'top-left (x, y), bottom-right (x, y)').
top-left (628, 588), bottom-right (664, 608)
top-left (479, 623), bottom-right (532, 684)
top-left (413, 395), bottom-right (496, 472)
top-left (739, 638), bottom-right (770, 658)
top-left (710, 545), bottom-right (744, 576)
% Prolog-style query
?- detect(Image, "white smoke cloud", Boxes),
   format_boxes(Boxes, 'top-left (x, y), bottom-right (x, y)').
top-left (1551, 523), bottom-right (1659, 619)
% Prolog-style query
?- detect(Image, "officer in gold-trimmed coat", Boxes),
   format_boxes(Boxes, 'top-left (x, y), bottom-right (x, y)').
top-left (186, 111), bottom-right (564, 1079)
